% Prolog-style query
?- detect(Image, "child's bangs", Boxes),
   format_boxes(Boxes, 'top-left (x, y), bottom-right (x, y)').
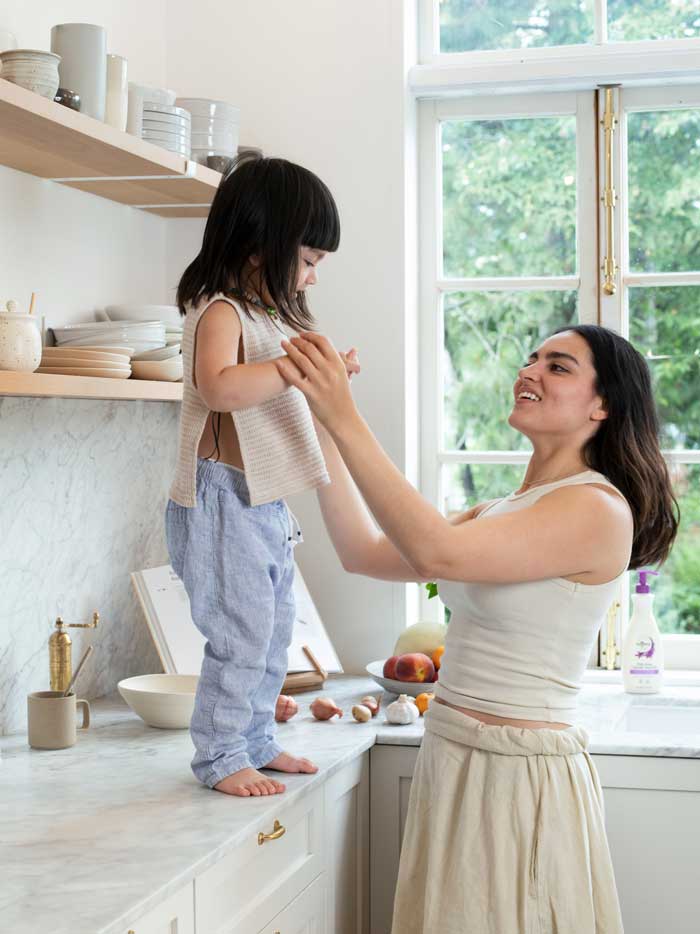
top-left (301, 179), bottom-right (341, 253)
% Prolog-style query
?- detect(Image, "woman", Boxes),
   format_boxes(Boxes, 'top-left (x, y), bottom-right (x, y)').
top-left (275, 324), bottom-right (678, 933)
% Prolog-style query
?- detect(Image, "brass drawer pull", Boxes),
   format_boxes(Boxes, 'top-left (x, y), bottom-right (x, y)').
top-left (258, 819), bottom-right (286, 845)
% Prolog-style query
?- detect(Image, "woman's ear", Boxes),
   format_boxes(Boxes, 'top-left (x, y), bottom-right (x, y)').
top-left (591, 398), bottom-right (609, 422)
top-left (249, 254), bottom-right (261, 268)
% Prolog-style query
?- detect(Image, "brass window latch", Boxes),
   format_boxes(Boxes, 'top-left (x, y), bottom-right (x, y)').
top-left (600, 85), bottom-right (619, 296)
top-left (601, 600), bottom-right (621, 670)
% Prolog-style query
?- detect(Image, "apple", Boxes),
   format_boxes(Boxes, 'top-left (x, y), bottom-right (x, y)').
top-left (395, 652), bottom-right (436, 683)
top-left (383, 655), bottom-right (400, 680)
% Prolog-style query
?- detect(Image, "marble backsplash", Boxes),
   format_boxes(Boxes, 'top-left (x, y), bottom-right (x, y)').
top-left (0, 394), bottom-right (180, 735)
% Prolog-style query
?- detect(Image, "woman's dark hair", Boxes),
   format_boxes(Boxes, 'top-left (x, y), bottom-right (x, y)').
top-left (176, 154), bottom-right (340, 331)
top-left (553, 324), bottom-right (679, 569)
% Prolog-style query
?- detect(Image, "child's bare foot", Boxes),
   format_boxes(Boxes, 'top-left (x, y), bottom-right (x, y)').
top-left (214, 766), bottom-right (286, 797)
top-left (263, 751), bottom-right (318, 774)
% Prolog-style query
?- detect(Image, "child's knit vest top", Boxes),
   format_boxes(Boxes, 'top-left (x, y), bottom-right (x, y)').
top-left (169, 293), bottom-right (329, 507)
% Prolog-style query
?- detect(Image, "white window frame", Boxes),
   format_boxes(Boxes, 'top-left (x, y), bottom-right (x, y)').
top-left (599, 83), bottom-right (700, 669)
top-left (418, 89), bottom-right (598, 604)
top-left (416, 75), bottom-right (700, 670)
top-left (415, 0), bottom-right (700, 97)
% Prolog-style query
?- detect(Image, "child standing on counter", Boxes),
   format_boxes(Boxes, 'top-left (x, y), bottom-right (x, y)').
top-left (166, 155), bottom-right (358, 797)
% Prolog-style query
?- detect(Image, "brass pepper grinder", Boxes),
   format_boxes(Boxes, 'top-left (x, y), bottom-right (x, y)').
top-left (49, 611), bottom-right (100, 692)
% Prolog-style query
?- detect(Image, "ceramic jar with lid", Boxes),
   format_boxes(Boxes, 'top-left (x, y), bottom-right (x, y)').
top-left (0, 300), bottom-right (42, 371)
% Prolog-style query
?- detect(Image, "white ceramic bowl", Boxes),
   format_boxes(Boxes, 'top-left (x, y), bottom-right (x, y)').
top-left (143, 102), bottom-right (191, 120)
top-left (365, 659), bottom-right (438, 698)
top-left (131, 355), bottom-right (183, 381)
top-left (142, 118), bottom-right (190, 135)
top-left (118, 674), bottom-right (198, 729)
top-left (132, 343), bottom-right (180, 361)
top-left (0, 50), bottom-right (60, 98)
top-left (105, 304), bottom-right (181, 326)
top-left (132, 84), bottom-right (177, 106)
top-left (176, 97), bottom-right (239, 119)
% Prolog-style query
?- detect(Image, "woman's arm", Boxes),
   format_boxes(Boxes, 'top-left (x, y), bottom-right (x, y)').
top-left (277, 334), bottom-right (633, 585)
top-left (314, 419), bottom-right (426, 581)
top-left (194, 301), bottom-right (289, 411)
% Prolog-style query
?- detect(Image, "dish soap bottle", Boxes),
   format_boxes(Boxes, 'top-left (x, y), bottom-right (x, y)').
top-left (622, 569), bottom-right (663, 694)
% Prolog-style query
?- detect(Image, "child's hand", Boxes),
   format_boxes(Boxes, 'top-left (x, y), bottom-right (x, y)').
top-left (277, 333), bottom-right (359, 433)
top-left (340, 348), bottom-right (360, 381)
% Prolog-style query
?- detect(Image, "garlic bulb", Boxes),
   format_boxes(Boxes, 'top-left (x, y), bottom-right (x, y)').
top-left (311, 696), bottom-right (343, 720)
top-left (360, 695), bottom-right (380, 717)
top-left (352, 704), bottom-right (372, 722)
top-left (385, 694), bottom-right (420, 725)
top-left (275, 694), bottom-right (298, 722)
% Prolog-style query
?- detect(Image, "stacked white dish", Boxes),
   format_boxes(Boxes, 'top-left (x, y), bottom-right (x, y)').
top-left (104, 303), bottom-right (182, 327)
top-left (141, 104), bottom-right (191, 158)
top-left (176, 97), bottom-right (239, 166)
top-left (0, 49), bottom-right (61, 99)
top-left (37, 346), bottom-right (132, 379)
top-left (51, 320), bottom-right (166, 356)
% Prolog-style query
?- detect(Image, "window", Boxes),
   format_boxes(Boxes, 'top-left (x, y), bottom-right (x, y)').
top-left (416, 7), bottom-right (700, 667)
top-left (436, 0), bottom-right (700, 55)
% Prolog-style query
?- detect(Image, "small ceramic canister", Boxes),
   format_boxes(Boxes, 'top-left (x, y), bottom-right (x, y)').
top-left (0, 300), bottom-right (42, 371)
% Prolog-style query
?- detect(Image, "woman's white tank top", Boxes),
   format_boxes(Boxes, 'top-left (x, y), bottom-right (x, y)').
top-left (434, 470), bottom-right (629, 723)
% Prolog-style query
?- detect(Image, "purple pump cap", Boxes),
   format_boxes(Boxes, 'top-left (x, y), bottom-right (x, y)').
top-left (636, 569), bottom-right (659, 593)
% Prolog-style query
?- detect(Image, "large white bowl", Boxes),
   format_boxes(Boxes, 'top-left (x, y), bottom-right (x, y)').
top-left (366, 659), bottom-right (438, 698)
top-left (118, 674), bottom-right (198, 729)
top-left (131, 355), bottom-right (183, 381)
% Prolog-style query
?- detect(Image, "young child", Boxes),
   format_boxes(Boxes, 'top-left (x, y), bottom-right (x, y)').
top-left (166, 155), bottom-right (357, 798)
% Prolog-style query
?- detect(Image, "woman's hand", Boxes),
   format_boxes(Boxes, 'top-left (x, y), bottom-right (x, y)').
top-left (276, 333), bottom-right (361, 433)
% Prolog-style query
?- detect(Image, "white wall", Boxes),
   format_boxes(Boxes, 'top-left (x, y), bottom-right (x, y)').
top-left (165, 0), bottom-right (418, 673)
top-left (0, 2), bottom-right (175, 734)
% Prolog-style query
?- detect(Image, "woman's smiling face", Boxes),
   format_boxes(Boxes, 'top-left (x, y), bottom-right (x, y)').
top-left (507, 330), bottom-right (609, 441)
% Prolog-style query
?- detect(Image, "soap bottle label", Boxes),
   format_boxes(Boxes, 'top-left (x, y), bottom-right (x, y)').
top-left (628, 636), bottom-right (659, 676)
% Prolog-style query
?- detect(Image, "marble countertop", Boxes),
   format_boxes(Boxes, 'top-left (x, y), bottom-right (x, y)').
top-left (1, 674), bottom-right (699, 934)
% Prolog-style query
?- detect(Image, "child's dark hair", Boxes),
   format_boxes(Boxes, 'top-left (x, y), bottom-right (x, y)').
top-left (176, 154), bottom-right (340, 331)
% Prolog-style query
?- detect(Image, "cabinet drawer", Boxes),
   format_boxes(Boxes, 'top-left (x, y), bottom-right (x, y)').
top-left (256, 873), bottom-right (325, 934)
top-left (123, 882), bottom-right (194, 934)
top-left (196, 787), bottom-right (325, 934)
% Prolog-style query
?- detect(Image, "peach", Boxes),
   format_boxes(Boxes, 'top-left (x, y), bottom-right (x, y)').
top-left (395, 652), bottom-right (436, 683)
top-left (383, 655), bottom-right (400, 680)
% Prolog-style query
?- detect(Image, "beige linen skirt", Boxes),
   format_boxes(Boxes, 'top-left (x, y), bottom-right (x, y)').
top-left (390, 700), bottom-right (624, 934)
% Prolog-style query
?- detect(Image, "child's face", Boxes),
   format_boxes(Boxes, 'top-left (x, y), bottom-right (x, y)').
top-left (296, 246), bottom-right (327, 292)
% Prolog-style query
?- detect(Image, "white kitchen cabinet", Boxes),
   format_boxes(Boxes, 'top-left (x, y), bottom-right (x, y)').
top-left (369, 746), bottom-right (419, 934)
top-left (256, 873), bottom-right (325, 934)
top-left (123, 882), bottom-right (194, 934)
top-left (195, 786), bottom-right (325, 934)
top-left (594, 755), bottom-right (700, 934)
top-left (324, 752), bottom-right (370, 934)
top-left (369, 744), bottom-right (700, 934)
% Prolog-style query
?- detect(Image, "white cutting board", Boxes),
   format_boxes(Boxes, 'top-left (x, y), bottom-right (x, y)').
top-left (131, 563), bottom-right (343, 676)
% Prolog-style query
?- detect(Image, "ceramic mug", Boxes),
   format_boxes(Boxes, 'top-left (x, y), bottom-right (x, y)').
top-left (27, 691), bottom-right (90, 749)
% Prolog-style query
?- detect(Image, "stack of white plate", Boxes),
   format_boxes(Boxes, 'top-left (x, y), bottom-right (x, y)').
top-left (141, 104), bottom-right (191, 158)
top-left (165, 320), bottom-right (184, 347)
top-left (104, 303), bottom-right (182, 328)
top-left (0, 49), bottom-right (61, 99)
top-left (37, 346), bottom-right (132, 379)
top-left (51, 320), bottom-right (166, 356)
top-left (176, 98), bottom-right (239, 166)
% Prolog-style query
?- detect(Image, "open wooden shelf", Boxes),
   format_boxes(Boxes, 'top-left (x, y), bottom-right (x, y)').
top-left (0, 371), bottom-right (183, 402)
top-left (0, 78), bottom-right (222, 216)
